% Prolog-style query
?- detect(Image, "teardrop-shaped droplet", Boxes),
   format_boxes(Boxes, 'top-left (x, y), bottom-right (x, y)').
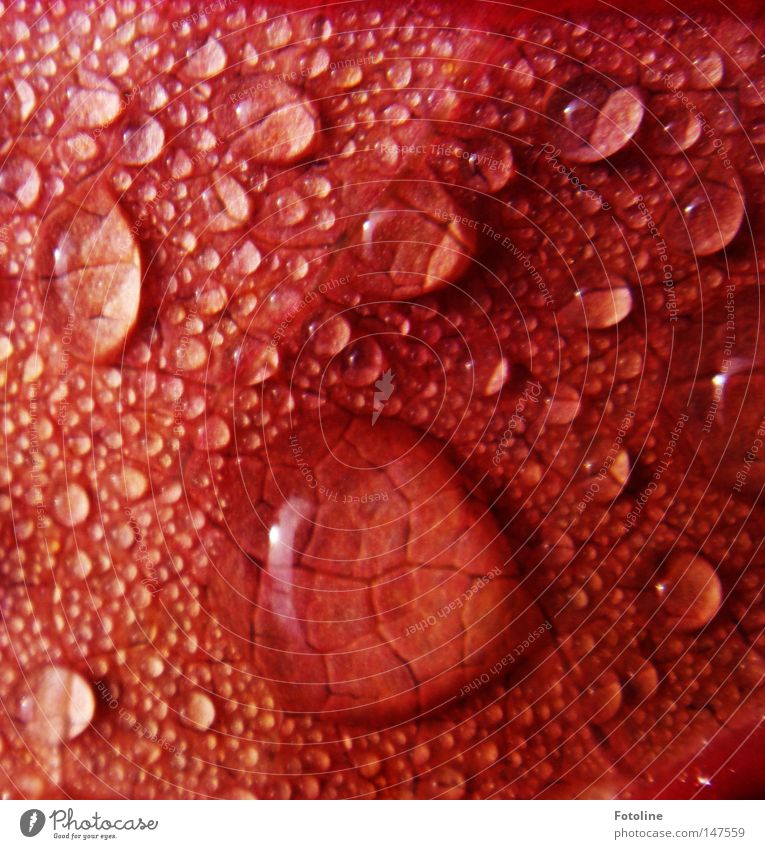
top-left (38, 182), bottom-right (141, 363)
top-left (547, 76), bottom-right (644, 163)
top-left (217, 76), bottom-right (318, 164)
top-left (200, 413), bottom-right (546, 722)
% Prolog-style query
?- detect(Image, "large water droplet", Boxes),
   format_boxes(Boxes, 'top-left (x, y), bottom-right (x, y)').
top-left (430, 136), bottom-right (514, 194)
top-left (202, 173), bottom-right (252, 231)
top-left (655, 551), bottom-right (722, 631)
top-left (120, 118), bottom-right (165, 165)
top-left (38, 182), bottom-right (141, 362)
top-left (202, 413), bottom-right (545, 721)
top-left (679, 170), bottom-right (745, 256)
top-left (688, 48), bottom-right (724, 89)
top-left (559, 283), bottom-right (633, 329)
top-left (230, 240), bottom-right (262, 275)
top-left (70, 550), bottom-right (93, 580)
top-left (341, 337), bottom-right (383, 387)
top-left (218, 77), bottom-right (318, 164)
top-left (307, 312), bottom-right (352, 358)
top-left (183, 37), bottom-right (227, 81)
top-left (543, 384), bottom-right (581, 425)
top-left (547, 76), bottom-right (644, 163)
top-left (66, 69), bottom-right (122, 129)
top-left (3, 76), bottom-right (36, 122)
top-left (195, 415), bottom-right (231, 451)
top-left (0, 156), bottom-right (40, 210)
top-left (582, 671), bottom-right (622, 724)
top-left (328, 186), bottom-right (476, 302)
top-left (645, 94), bottom-right (702, 154)
top-left (53, 482), bottom-right (90, 527)
top-left (234, 335), bottom-right (279, 386)
top-left (684, 365), bottom-right (765, 493)
top-left (17, 666), bottom-right (95, 745)
top-left (181, 691), bottom-right (216, 731)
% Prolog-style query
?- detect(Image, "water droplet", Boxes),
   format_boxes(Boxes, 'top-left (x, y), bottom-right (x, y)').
top-left (688, 49), bottom-right (724, 89)
top-left (544, 384), bottom-right (581, 425)
top-left (234, 335), bottom-right (279, 386)
top-left (3, 77), bottom-right (36, 122)
top-left (483, 357), bottom-right (509, 395)
top-left (655, 552), bottom-right (722, 631)
top-left (610, 450), bottom-right (631, 486)
top-left (70, 550), bottom-right (92, 579)
top-left (206, 173), bottom-right (251, 231)
top-left (183, 37), bottom-right (227, 80)
top-left (182, 691), bottom-right (216, 731)
top-left (342, 188), bottom-right (475, 300)
top-left (560, 284), bottom-right (633, 329)
top-left (122, 467), bottom-right (148, 501)
top-left (386, 59), bottom-right (412, 89)
top-left (645, 94), bottom-right (702, 154)
top-left (475, 139), bottom-right (514, 193)
top-left (274, 188), bottom-right (307, 226)
top-left (38, 183), bottom-right (141, 362)
top-left (680, 171), bottom-right (745, 256)
top-left (53, 482), bottom-right (90, 528)
top-left (195, 416), bottom-right (231, 451)
top-left (307, 313), bottom-right (351, 358)
top-left (22, 352), bottom-right (43, 382)
top-left (0, 336), bottom-right (13, 362)
top-left (624, 661), bottom-right (659, 701)
top-left (213, 414), bottom-right (543, 721)
top-left (220, 77), bottom-right (318, 164)
top-left (139, 652), bottom-right (164, 679)
top-left (120, 118), bottom-right (165, 165)
top-left (18, 666), bottom-right (95, 744)
top-left (266, 15), bottom-right (292, 48)
top-left (311, 14), bottom-right (333, 40)
top-left (420, 766), bottom-right (465, 800)
top-left (332, 64), bottom-right (363, 89)
top-left (583, 671), bottom-right (622, 724)
top-left (230, 240), bottom-right (262, 275)
top-left (0, 156), bottom-right (40, 210)
top-left (578, 438), bottom-right (630, 500)
top-left (341, 337), bottom-right (383, 386)
top-left (66, 69), bottom-right (122, 129)
top-left (547, 76), bottom-right (644, 163)
top-left (432, 137), bottom-right (514, 194)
